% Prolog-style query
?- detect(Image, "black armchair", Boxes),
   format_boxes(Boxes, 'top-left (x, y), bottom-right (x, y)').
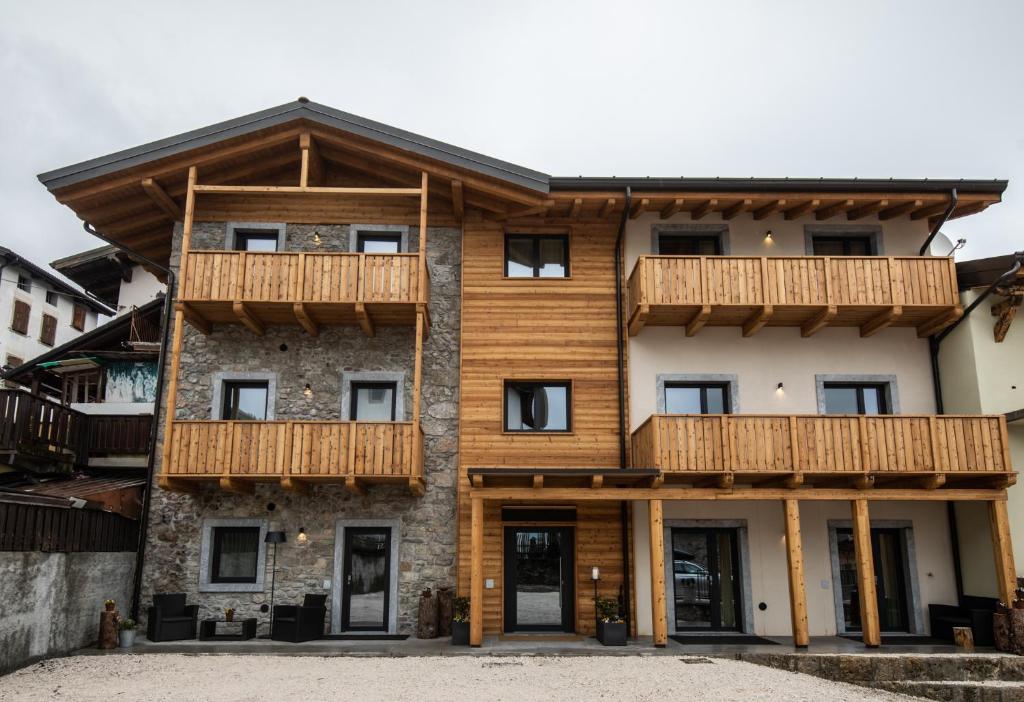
top-left (928, 596), bottom-right (997, 646)
top-left (271, 594), bottom-right (327, 642)
top-left (146, 593), bottom-right (199, 642)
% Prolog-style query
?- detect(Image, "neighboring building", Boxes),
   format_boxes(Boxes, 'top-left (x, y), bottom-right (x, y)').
top-left (51, 245), bottom-right (165, 316)
top-left (0, 247), bottom-right (110, 372)
top-left (33, 100), bottom-right (1016, 646)
top-left (938, 253), bottom-right (1024, 602)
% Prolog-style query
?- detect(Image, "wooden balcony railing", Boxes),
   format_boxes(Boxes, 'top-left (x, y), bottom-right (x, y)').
top-left (631, 413), bottom-right (1014, 489)
top-left (160, 420), bottom-right (425, 495)
top-left (179, 251), bottom-right (427, 335)
top-left (627, 256), bottom-right (961, 338)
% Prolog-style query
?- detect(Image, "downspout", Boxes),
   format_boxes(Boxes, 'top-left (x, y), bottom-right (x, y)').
top-left (614, 187), bottom-right (633, 635)
top-left (918, 188), bottom-right (958, 256)
top-left (83, 222), bottom-right (176, 621)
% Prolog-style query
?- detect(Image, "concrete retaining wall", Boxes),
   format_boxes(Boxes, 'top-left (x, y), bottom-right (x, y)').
top-left (0, 552), bottom-right (135, 674)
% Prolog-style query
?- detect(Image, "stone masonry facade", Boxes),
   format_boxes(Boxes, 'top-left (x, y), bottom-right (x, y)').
top-left (140, 221), bottom-right (460, 634)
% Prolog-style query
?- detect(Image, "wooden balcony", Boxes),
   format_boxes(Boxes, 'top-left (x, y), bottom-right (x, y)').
top-left (159, 419), bottom-right (425, 495)
top-left (178, 251), bottom-right (427, 336)
top-left (631, 414), bottom-right (1014, 490)
top-left (627, 256), bottom-right (962, 338)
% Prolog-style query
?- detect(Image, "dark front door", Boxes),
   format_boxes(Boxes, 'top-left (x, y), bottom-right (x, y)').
top-left (670, 528), bottom-right (743, 631)
top-left (503, 527), bottom-right (575, 632)
top-left (836, 527), bottom-right (910, 632)
top-left (341, 527), bottom-right (391, 631)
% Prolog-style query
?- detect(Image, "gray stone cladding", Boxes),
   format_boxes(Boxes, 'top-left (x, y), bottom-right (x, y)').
top-left (140, 221), bottom-right (460, 635)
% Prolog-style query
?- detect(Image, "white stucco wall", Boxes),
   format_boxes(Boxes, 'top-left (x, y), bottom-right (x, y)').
top-left (632, 499), bottom-right (957, 637)
top-left (115, 265), bottom-right (164, 315)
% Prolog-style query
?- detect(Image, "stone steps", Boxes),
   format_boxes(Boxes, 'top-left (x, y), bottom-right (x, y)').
top-left (876, 680), bottom-right (1024, 702)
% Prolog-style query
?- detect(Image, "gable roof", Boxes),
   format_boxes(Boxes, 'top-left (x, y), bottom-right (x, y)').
top-left (0, 246), bottom-right (113, 315)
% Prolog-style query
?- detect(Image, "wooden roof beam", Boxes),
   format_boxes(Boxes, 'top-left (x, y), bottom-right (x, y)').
top-left (847, 199), bottom-right (889, 221)
top-left (495, 200), bottom-right (555, 221)
top-left (723, 198), bottom-right (753, 221)
top-left (753, 199), bottom-right (786, 220)
top-left (629, 198), bottom-right (650, 219)
top-left (783, 199), bottom-right (820, 221)
top-left (140, 178), bottom-right (182, 221)
top-left (599, 198), bottom-right (617, 218)
top-left (814, 199), bottom-right (856, 220)
top-left (878, 199), bottom-right (923, 220)
top-left (911, 202), bottom-right (953, 220)
top-left (569, 198), bottom-right (583, 219)
top-left (659, 198), bottom-right (685, 219)
top-left (690, 199), bottom-right (718, 220)
top-left (451, 180), bottom-right (464, 221)
top-left (298, 132), bottom-right (324, 187)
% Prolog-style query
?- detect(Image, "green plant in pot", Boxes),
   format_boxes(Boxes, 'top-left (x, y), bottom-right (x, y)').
top-left (451, 596), bottom-right (471, 646)
top-left (118, 618), bottom-right (137, 648)
top-left (595, 597), bottom-right (626, 646)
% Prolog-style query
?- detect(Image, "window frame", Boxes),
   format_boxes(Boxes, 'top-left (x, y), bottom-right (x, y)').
top-left (16, 275), bottom-right (31, 293)
top-left (503, 234), bottom-right (571, 279)
top-left (502, 380), bottom-right (573, 433)
top-left (349, 381), bottom-right (398, 421)
top-left (45, 290), bottom-right (58, 306)
top-left (209, 525), bottom-right (261, 584)
top-left (810, 235), bottom-right (877, 256)
top-left (656, 233), bottom-right (724, 256)
top-left (11, 299), bottom-right (30, 335)
top-left (220, 380), bottom-right (270, 421)
top-left (232, 230), bottom-right (282, 252)
top-left (39, 313), bottom-right (57, 346)
top-left (822, 382), bottom-right (891, 415)
top-left (356, 232), bottom-right (403, 254)
top-left (663, 382), bottom-right (732, 414)
top-left (71, 303), bottom-right (87, 331)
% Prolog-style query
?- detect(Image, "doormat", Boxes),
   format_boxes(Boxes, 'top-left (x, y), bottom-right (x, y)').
top-left (670, 634), bottom-right (779, 645)
top-left (320, 634), bottom-right (410, 641)
top-left (838, 634), bottom-right (949, 645)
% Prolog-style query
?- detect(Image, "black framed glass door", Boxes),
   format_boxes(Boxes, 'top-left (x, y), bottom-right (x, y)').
top-left (503, 527), bottom-right (575, 632)
top-left (670, 527), bottom-right (743, 631)
top-left (836, 527), bottom-right (910, 632)
top-left (341, 527), bottom-right (391, 631)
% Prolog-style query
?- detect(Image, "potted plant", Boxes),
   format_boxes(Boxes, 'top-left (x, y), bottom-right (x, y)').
top-left (104, 599), bottom-right (116, 613)
top-left (595, 597), bottom-right (626, 646)
top-left (451, 596), bottom-right (470, 645)
top-left (118, 618), bottom-right (137, 648)
top-left (224, 607), bottom-right (235, 622)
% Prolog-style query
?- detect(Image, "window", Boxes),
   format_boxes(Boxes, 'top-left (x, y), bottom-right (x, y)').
top-left (357, 232), bottom-right (402, 254)
top-left (811, 235), bottom-right (876, 256)
top-left (71, 304), bottom-right (87, 331)
top-left (504, 235), bottom-right (569, 278)
top-left (4, 355), bottom-right (23, 370)
top-left (823, 383), bottom-right (889, 415)
top-left (664, 383), bottom-right (730, 414)
top-left (350, 381), bottom-right (397, 421)
top-left (657, 234), bottom-right (722, 255)
top-left (210, 526), bottom-right (261, 584)
top-left (11, 300), bottom-right (30, 335)
top-left (40, 314), bottom-right (57, 346)
top-left (45, 290), bottom-right (58, 306)
top-left (62, 369), bottom-right (104, 404)
top-left (221, 381), bottom-right (269, 420)
top-left (233, 231), bottom-right (280, 252)
top-left (504, 381), bottom-right (571, 432)
top-left (16, 275), bottom-right (31, 293)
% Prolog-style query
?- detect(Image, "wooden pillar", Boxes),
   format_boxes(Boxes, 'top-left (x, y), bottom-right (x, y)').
top-left (418, 171), bottom-right (429, 304)
top-left (989, 499), bottom-right (1018, 606)
top-left (783, 499), bottom-right (809, 647)
top-left (851, 499), bottom-right (880, 647)
top-left (470, 496), bottom-right (484, 647)
top-left (649, 499), bottom-right (667, 647)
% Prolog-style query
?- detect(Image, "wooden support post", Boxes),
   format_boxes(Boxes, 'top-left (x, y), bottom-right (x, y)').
top-left (989, 499), bottom-right (1018, 606)
top-left (412, 308), bottom-right (425, 427)
top-left (470, 496), bottom-right (484, 647)
top-left (451, 180), bottom-right (464, 222)
top-left (419, 172), bottom-right (429, 304)
top-left (179, 302), bottom-right (211, 335)
top-left (649, 499), bottom-right (668, 647)
top-left (860, 306), bottom-right (902, 337)
top-left (232, 301), bottom-right (265, 336)
top-left (354, 302), bottom-right (375, 337)
top-left (851, 499), bottom-right (880, 647)
top-left (783, 500), bottom-right (809, 647)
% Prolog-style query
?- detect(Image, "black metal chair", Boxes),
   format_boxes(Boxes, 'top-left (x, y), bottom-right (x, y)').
top-left (146, 593), bottom-right (199, 642)
top-left (271, 594), bottom-right (327, 642)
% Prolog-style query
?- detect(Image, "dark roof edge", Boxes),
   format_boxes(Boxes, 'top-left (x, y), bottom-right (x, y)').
top-left (0, 247), bottom-right (114, 315)
top-left (37, 101), bottom-right (550, 194)
top-left (50, 244), bottom-right (121, 270)
top-left (548, 177), bottom-right (1008, 195)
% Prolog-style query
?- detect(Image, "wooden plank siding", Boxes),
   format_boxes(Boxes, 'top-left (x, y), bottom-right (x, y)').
top-left (627, 255), bottom-right (961, 335)
top-left (457, 220), bottom-right (627, 636)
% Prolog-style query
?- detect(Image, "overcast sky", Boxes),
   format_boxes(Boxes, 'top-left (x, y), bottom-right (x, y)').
top-left (2, 0), bottom-right (1022, 270)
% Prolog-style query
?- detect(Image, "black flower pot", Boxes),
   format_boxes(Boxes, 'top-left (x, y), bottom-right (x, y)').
top-left (597, 620), bottom-right (627, 646)
top-left (451, 621), bottom-right (470, 646)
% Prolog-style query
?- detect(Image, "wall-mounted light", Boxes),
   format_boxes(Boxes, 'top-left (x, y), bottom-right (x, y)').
top-left (591, 567), bottom-right (600, 581)
top-left (764, 230), bottom-right (774, 244)
top-left (297, 527), bottom-right (308, 544)
top-left (313, 231), bottom-right (322, 246)
top-left (303, 383), bottom-right (313, 398)
top-left (776, 382), bottom-right (785, 393)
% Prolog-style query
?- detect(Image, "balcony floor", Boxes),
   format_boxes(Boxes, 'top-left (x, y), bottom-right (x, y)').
top-left (180, 299), bottom-right (424, 335)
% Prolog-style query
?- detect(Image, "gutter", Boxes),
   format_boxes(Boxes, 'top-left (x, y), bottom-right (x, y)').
top-left (919, 188), bottom-right (958, 256)
top-left (613, 187), bottom-right (633, 636)
top-left (82, 222), bottom-right (175, 621)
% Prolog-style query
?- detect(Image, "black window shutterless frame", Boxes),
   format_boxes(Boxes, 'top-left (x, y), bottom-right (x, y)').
top-left (822, 382), bottom-right (890, 415)
top-left (810, 235), bottom-right (876, 256)
top-left (503, 380), bottom-right (572, 432)
top-left (220, 381), bottom-right (269, 421)
top-left (210, 526), bottom-right (261, 583)
top-left (233, 231), bottom-right (281, 252)
top-left (657, 234), bottom-right (723, 255)
top-left (356, 233), bottom-right (403, 253)
top-left (340, 526), bottom-right (392, 631)
top-left (504, 234), bottom-right (570, 278)
top-left (350, 381), bottom-right (398, 421)
top-left (663, 382), bottom-right (731, 414)
top-left (503, 526), bottom-right (576, 633)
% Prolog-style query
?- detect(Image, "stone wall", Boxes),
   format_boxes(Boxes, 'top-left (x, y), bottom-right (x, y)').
top-left (0, 552), bottom-right (135, 674)
top-left (140, 222), bottom-right (460, 635)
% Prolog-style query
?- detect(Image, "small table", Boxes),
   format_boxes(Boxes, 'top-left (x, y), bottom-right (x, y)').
top-left (199, 618), bottom-right (257, 641)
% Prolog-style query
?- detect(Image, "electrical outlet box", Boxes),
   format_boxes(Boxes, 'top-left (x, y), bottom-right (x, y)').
top-left (485, 579), bottom-right (495, 589)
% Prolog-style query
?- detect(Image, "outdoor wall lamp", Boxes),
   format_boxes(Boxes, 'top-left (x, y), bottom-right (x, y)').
top-left (776, 382), bottom-right (785, 392)
top-left (591, 567), bottom-right (600, 619)
top-left (303, 383), bottom-right (313, 398)
top-left (297, 527), bottom-right (308, 544)
top-left (764, 230), bottom-right (774, 243)
top-left (313, 231), bottom-right (322, 246)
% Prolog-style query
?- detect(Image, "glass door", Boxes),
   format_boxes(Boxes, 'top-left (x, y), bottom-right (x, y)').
top-left (341, 527), bottom-right (391, 631)
top-left (503, 527), bottom-right (575, 632)
top-left (836, 527), bottom-right (910, 632)
top-left (671, 528), bottom-right (742, 631)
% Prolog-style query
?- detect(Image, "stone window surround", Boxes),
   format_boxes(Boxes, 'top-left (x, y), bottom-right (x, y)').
top-left (198, 518), bottom-right (269, 593)
top-left (225, 222), bottom-right (287, 251)
top-left (814, 374), bottom-right (900, 415)
top-left (656, 373), bottom-right (740, 414)
top-left (331, 518), bottom-right (401, 634)
top-left (661, 519), bottom-right (755, 635)
top-left (827, 519), bottom-right (924, 634)
top-left (348, 224), bottom-right (410, 253)
top-left (340, 371), bottom-right (406, 421)
top-left (650, 224), bottom-right (731, 254)
top-left (210, 371), bottom-right (278, 420)
top-left (803, 224), bottom-right (884, 255)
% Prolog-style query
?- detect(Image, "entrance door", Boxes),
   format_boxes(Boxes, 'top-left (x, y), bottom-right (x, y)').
top-left (503, 527), bottom-right (575, 632)
top-left (670, 528), bottom-right (743, 631)
top-left (340, 527), bottom-right (392, 631)
top-left (836, 527), bottom-right (910, 632)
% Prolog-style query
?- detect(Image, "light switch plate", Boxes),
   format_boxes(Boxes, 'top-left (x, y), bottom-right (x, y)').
top-left (485, 579), bottom-right (495, 589)
top-left (324, 579), bottom-right (332, 589)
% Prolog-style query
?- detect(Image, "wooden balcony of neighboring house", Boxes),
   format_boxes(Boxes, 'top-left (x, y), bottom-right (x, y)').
top-left (627, 255), bottom-right (963, 338)
top-left (159, 419), bottom-right (425, 496)
top-left (0, 389), bottom-right (153, 472)
top-left (631, 413), bottom-right (1015, 490)
top-left (178, 250), bottom-right (429, 338)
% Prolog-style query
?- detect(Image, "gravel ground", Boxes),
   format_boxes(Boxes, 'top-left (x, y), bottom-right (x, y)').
top-left (0, 654), bottom-right (922, 702)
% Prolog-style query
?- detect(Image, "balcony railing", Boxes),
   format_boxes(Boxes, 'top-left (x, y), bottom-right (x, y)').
top-left (179, 251), bottom-right (427, 333)
top-left (627, 256), bottom-right (961, 337)
top-left (161, 420), bottom-right (424, 494)
top-left (631, 413), bottom-right (1014, 489)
